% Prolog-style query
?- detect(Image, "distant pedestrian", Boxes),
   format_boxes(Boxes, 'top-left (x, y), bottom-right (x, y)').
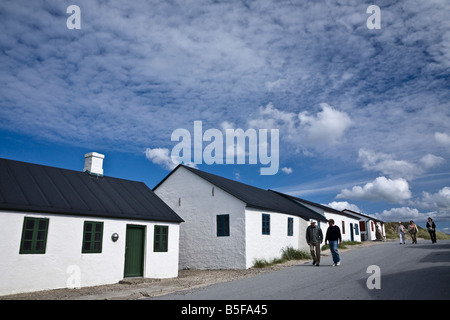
top-left (306, 220), bottom-right (323, 266)
top-left (397, 222), bottom-right (406, 244)
top-left (408, 220), bottom-right (418, 244)
top-left (426, 217), bottom-right (437, 243)
top-left (325, 219), bottom-right (342, 266)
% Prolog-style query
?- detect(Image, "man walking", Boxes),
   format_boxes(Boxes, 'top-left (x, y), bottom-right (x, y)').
top-left (306, 220), bottom-right (323, 266)
top-left (325, 219), bottom-right (342, 266)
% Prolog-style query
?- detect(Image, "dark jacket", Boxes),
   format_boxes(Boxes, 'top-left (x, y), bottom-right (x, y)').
top-left (325, 225), bottom-right (342, 243)
top-left (306, 225), bottom-right (323, 244)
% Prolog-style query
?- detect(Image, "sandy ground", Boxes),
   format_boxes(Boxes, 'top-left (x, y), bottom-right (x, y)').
top-left (0, 241), bottom-right (385, 300)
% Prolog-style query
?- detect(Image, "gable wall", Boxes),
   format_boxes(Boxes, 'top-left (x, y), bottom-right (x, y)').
top-left (154, 166), bottom-right (247, 269)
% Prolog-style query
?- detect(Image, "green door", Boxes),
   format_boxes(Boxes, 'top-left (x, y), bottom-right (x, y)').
top-left (124, 225), bottom-right (145, 278)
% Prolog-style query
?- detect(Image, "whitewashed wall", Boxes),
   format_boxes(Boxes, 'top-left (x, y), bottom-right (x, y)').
top-left (155, 167), bottom-right (247, 269)
top-left (0, 210), bottom-right (179, 296)
top-left (245, 208), bottom-right (302, 269)
top-left (322, 212), bottom-right (361, 242)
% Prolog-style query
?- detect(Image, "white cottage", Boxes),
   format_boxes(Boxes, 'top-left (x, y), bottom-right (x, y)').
top-left (0, 154), bottom-right (183, 296)
top-left (271, 192), bottom-right (362, 242)
top-left (342, 209), bottom-right (386, 241)
top-left (153, 165), bottom-right (327, 270)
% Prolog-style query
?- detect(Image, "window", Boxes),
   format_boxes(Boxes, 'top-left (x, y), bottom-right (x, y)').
top-left (20, 217), bottom-right (49, 254)
top-left (217, 214), bottom-right (230, 237)
top-left (342, 221), bottom-right (346, 234)
top-left (154, 225), bottom-right (169, 252)
top-left (82, 221), bottom-right (103, 253)
top-left (287, 217), bottom-right (293, 236)
top-left (359, 221), bottom-right (366, 232)
top-left (355, 223), bottom-right (359, 235)
top-left (262, 214), bottom-right (270, 235)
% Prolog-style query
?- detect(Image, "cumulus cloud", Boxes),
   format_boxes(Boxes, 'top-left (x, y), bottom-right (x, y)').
top-left (298, 103), bottom-right (352, 145)
top-left (144, 148), bottom-right (177, 170)
top-left (327, 201), bottom-right (361, 213)
top-left (417, 186), bottom-right (450, 211)
top-left (248, 102), bottom-right (351, 152)
top-left (375, 207), bottom-right (422, 221)
top-left (337, 176), bottom-right (411, 203)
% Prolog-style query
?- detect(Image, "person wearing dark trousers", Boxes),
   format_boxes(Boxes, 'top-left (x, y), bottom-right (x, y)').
top-left (426, 217), bottom-right (437, 243)
top-left (306, 220), bottom-right (323, 266)
top-left (325, 219), bottom-right (342, 266)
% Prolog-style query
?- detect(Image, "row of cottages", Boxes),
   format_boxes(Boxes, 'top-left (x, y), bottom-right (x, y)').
top-left (271, 192), bottom-right (362, 242)
top-left (0, 153), bottom-right (183, 296)
top-left (153, 164), bottom-right (328, 270)
top-left (342, 209), bottom-right (386, 241)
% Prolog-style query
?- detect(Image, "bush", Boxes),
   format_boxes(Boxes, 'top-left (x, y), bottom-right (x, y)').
top-left (281, 246), bottom-right (311, 260)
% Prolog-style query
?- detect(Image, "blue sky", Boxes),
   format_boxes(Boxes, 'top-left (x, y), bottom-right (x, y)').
top-left (1, 0), bottom-right (450, 232)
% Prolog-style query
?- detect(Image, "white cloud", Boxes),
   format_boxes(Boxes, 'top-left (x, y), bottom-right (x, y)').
top-left (337, 176), bottom-right (411, 203)
top-left (281, 167), bottom-right (293, 174)
top-left (376, 207), bottom-right (421, 222)
top-left (298, 103), bottom-right (352, 145)
top-left (435, 132), bottom-right (450, 146)
top-left (144, 148), bottom-right (177, 170)
top-left (417, 186), bottom-right (450, 211)
top-left (327, 201), bottom-right (361, 213)
top-left (248, 102), bottom-right (351, 152)
top-left (358, 149), bottom-right (445, 180)
top-left (358, 149), bottom-right (419, 180)
top-left (419, 153), bottom-right (445, 169)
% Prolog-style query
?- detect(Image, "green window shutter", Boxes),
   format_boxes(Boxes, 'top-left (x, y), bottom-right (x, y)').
top-left (154, 225), bottom-right (169, 252)
top-left (20, 217), bottom-right (49, 254)
top-left (82, 221), bottom-right (103, 253)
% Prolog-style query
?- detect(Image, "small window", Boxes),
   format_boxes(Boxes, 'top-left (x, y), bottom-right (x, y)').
top-left (20, 217), bottom-right (49, 254)
top-left (359, 221), bottom-right (366, 232)
top-left (154, 225), bottom-right (169, 252)
top-left (262, 214), bottom-right (270, 235)
top-left (287, 217), bottom-right (293, 236)
top-left (342, 221), bottom-right (346, 234)
top-left (82, 221), bottom-right (103, 253)
top-left (217, 214), bottom-right (230, 237)
top-left (355, 223), bottom-right (359, 235)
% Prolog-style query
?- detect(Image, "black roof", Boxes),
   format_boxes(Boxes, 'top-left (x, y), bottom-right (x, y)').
top-left (154, 165), bottom-right (327, 222)
top-left (0, 158), bottom-right (183, 223)
top-left (270, 190), bottom-right (362, 220)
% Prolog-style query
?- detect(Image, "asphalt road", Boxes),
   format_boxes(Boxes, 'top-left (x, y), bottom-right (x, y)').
top-left (150, 240), bottom-right (450, 300)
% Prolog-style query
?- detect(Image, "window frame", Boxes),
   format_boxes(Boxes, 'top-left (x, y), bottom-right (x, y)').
top-left (82, 221), bottom-right (104, 254)
top-left (154, 225), bottom-right (169, 252)
top-left (287, 217), bottom-right (294, 236)
top-left (262, 214), bottom-right (270, 235)
top-left (217, 214), bottom-right (230, 237)
top-left (20, 217), bottom-right (49, 254)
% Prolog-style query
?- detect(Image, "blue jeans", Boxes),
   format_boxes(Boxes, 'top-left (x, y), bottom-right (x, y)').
top-left (329, 241), bottom-right (340, 264)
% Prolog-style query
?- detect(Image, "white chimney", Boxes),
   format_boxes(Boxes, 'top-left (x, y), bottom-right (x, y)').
top-left (83, 152), bottom-right (105, 176)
